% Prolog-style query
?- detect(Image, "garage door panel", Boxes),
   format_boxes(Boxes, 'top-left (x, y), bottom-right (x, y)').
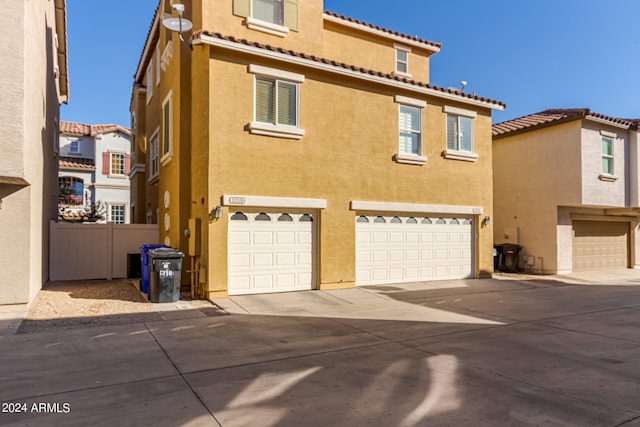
top-left (572, 220), bottom-right (628, 271)
top-left (228, 211), bottom-right (315, 295)
top-left (356, 214), bottom-right (475, 286)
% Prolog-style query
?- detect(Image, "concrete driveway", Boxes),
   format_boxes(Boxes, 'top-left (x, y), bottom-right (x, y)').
top-left (2, 273), bottom-right (640, 426)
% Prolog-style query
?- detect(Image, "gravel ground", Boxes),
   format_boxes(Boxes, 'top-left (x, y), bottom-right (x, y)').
top-left (18, 279), bottom-right (226, 334)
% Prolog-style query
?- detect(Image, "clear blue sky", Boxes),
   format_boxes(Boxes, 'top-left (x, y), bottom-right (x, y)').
top-left (62, 0), bottom-right (640, 128)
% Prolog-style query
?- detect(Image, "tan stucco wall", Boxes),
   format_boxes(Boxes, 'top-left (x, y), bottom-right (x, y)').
top-left (202, 51), bottom-right (494, 296)
top-left (0, 0), bottom-right (61, 304)
top-left (322, 21), bottom-right (432, 84)
top-left (493, 121), bottom-right (583, 273)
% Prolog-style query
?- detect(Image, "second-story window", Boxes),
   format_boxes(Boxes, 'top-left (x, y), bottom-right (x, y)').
top-left (161, 92), bottom-right (173, 163)
top-left (248, 65), bottom-right (305, 139)
top-left (149, 131), bottom-right (159, 180)
top-left (69, 140), bottom-right (79, 154)
top-left (447, 115), bottom-right (473, 152)
top-left (602, 136), bottom-right (614, 175)
top-left (111, 153), bottom-right (125, 175)
top-left (399, 105), bottom-right (421, 156)
top-left (253, 0), bottom-right (283, 26)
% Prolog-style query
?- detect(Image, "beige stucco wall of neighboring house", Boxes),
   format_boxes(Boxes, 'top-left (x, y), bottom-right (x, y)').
top-left (0, 0), bottom-right (62, 304)
top-left (200, 50), bottom-right (494, 297)
top-left (493, 121), bottom-right (583, 273)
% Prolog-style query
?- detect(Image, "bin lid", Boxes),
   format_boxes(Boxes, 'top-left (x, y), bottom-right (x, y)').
top-left (149, 247), bottom-right (185, 259)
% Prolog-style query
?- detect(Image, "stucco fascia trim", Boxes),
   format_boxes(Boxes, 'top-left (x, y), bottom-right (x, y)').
top-left (195, 35), bottom-right (503, 111)
top-left (222, 195), bottom-right (327, 209)
top-left (350, 201), bottom-right (483, 215)
top-left (324, 13), bottom-right (440, 53)
top-left (586, 116), bottom-right (630, 130)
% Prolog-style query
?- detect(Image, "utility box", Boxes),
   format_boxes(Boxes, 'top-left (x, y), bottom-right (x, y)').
top-left (148, 247), bottom-right (185, 303)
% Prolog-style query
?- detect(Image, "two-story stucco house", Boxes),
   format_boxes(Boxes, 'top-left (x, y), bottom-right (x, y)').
top-left (130, 0), bottom-right (505, 298)
top-left (59, 121), bottom-right (132, 223)
top-left (0, 0), bottom-right (69, 305)
top-left (493, 109), bottom-right (640, 274)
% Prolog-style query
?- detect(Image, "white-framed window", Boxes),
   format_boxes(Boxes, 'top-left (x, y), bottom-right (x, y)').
top-left (149, 130), bottom-right (159, 180)
top-left (394, 96), bottom-right (426, 165)
top-left (248, 64), bottom-right (304, 140)
top-left (443, 106), bottom-right (478, 162)
top-left (253, 0), bottom-right (283, 26)
top-left (109, 204), bottom-right (126, 224)
top-left (156, 46), bottom-right (161, 86)
top-left (69, 140), bottom-right (80, 154)
top-left (111, 152), bottom-right (125, 175)
top-left (234, 0), bottom-right (297, 37)
top-left (601, 136), bottom-right (614, 175)
top-left (399, 106), bottom-right (421, 155)
top-left (146, 62), bottom-right (153, 103)
top-left (395, 46), bottom-right (411, 76)
top-left (161, 92), bottom-right (173, 164)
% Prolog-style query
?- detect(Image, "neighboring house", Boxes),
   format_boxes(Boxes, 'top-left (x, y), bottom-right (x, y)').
top-left (493, 109), bottom-right (640, 274)
top-left (58, 121), bottom-right (132, 224)
top-left (0, 0), bottom-right (69, 305)
top-left (130, 0), bottom-right (505, 298)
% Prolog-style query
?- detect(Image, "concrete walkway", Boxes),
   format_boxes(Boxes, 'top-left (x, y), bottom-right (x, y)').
top-left (2, 274), bottom-right (640, 426)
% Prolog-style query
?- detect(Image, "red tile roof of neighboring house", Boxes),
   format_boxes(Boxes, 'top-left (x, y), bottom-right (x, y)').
top-left (60, 121), bottom-right (131, 137)
top-left (58, 156), bottom-right (96, 171)
top-left (191, 31), bottom-right (506, 109)
top-left (323, 11), bottom-right (442, 51)
top-left (493, 108), bottom-right (638, 138)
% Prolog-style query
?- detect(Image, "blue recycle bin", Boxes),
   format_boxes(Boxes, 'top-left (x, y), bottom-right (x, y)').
top-left (140, 244), bottom-right (169, 293)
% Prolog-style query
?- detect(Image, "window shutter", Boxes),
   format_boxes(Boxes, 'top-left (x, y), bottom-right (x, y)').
top-left (255, 78), bottom-right (274, 123)
top-left (284, 0), bottom-right (298, 31)
top-left (233, 0), bottom-right (250, 17)
top-left (277, 81), bottom-right (296, 126)
top-left (446, 115), bottom-right (457, 150)
top-left (102, 152), bottom-right (110, 175)
top-left (125, 154), bottom-right (131, 175)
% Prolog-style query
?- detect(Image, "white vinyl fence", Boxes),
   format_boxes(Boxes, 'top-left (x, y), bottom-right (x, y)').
top-left (50, 221), bottom-right (160, 281)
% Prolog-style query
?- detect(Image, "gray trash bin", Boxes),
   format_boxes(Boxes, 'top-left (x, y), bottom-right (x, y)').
top-left (148, 247), bottom-right (185, 303)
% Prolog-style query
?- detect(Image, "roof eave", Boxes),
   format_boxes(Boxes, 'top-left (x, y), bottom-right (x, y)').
top-left (323, 12), bottom-right (441, 54)
top-left (54, 0), bottom-right (69, 104)
top-left (193, 33), bottom-right (504, 111)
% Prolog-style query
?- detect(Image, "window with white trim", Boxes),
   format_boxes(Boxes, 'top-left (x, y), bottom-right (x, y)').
top-left (111, 153), bottom-right (125, 175)
top-left (69, 140), bottom-right (79, 154)
top-left (394, 95), bottom-right (427, 165)
top-left (249, 65), bottom-right (304, 139)
top-left (443, 106), bottom-right (478, 162)
top-left (146, 62), bottom-right (153, 103)
top-left (161, 92), bottom-right (173, 163)
top-left (233, 0), bottom-right (298, 37)
top-left (396, 49), bottom-right (409, 74)
top-left (601, 136), bottom-right (614, 175)
top-left (253, 0), bottom-right (283, 25)
top-left (399, 105), bottom-right (421, 156)
top-left (149, 131), bottom-right (159, 180)
top-left (110, 204), bottom-right (126, 224)
top-left (447, 115), bottom-right (473, 152)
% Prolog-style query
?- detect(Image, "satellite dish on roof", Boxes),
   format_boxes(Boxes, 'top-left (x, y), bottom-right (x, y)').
top-left (162, 4), bottom-right (193, 45)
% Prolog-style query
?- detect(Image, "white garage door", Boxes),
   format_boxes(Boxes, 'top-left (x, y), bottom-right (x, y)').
top-left (228, 211), bottom-right (315, 295)
top-left (356, 214), bottom-right (474, 286)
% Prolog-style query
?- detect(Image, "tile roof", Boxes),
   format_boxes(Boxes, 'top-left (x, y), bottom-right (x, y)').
top-left (191, 31), bottom-right (505, 109)
top-left (59, 156), bottom-right (95, 171)
top-left (493, 109), bottom-right (638, 138)
top-left (323, 11), bottom-right (441, 51)
top-left (60, 121), bottom-right (131, 137)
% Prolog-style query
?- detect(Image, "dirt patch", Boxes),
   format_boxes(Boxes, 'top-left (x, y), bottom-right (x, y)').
top-left (18, 280), bottom-right (226, 333)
